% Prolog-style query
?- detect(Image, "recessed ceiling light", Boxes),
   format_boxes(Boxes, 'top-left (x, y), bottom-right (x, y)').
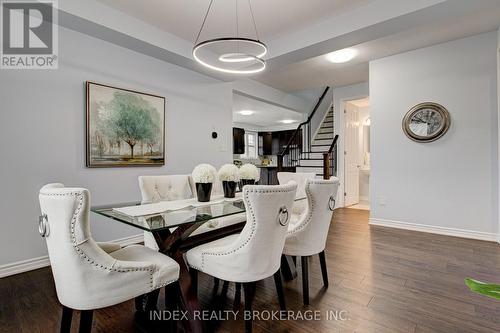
top-left (239, 110), bottom-right (254, 116)
top-left (281, 119), bottom-right (296, 124)
top-left (326, 48), bottom-right (357, 63)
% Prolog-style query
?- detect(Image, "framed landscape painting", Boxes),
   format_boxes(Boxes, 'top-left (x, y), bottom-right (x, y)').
top-left (86, 81), bottom-right (165, 167)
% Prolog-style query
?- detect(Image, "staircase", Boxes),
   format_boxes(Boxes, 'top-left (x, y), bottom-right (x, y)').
top-left (296, 106), bottom-right (335, 177)
top-left (278, 87), bottom-right (339, 179)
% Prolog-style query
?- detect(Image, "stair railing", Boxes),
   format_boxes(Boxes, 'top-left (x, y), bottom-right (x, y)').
top-left (277, 86), bottom-right (330, 171)
top-left (322, 134), bottom-right (339, 180)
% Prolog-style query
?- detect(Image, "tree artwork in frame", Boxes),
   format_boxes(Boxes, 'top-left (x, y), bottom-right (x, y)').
top-left (86, 81), bottom-right (165, 167)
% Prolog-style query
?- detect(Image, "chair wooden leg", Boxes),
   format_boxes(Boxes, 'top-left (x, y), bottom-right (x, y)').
top-left (234, 282), bottom-right (242, 311)
top-left (243, 282), bottom-right (256, 333)
top-left (281, 254), bottom-right (297, 281)
top-left (134, 295), bottom-right (146, 312)
top-left (165, 282), bottom-right (181, 332)
top-left (165, 282), bottom-right (178, 310)
top-left (190, 268), bottom-right (198, 296)
top-left (60, 306), bottom-right (73, 333)
top-left (145, 289), bottom-right (160, 311)
top-left (211, 277), bottom-right (220, 300)
top-left (301, 256), bottom-right (310, 305)
top-left (221, 280), bottom-right (229, 300)
top-left (273, 269), bottom-right (286, 311)
top-left (318, 250), bottom-right (329, 288)
top-left (78, 310), bottom-right (93, 333)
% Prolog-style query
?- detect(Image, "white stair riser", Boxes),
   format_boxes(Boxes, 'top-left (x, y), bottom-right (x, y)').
top-left (319, 127), bottom-right (333, 134)
top-left (313, 139), bottom-right (333, 145)
top-left (319, 128), bottom-right (333, 134)
top-left (296, 166), bottom-right (323, 174)
top-left (310, 145), bottom-right (328, 152)
top-left (315, 133), bottom-right (334, 140)
top-left (299, 159), bottom-right (323, 167)
top-left (301, 152), bottom-right (324, 159)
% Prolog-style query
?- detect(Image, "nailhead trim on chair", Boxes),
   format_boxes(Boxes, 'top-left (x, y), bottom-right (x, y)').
top-left (190, 185), bottom-right (297, 272)
top-left (40, 190), bottom-right (157, 290)
top-left (287, 180), bottom-right (336, 236)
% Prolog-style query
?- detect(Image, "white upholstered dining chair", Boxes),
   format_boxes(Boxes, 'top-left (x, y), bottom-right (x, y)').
top-left (185, 182), bottom-right (297, 333)
top-left (277, 172), bottom-right (316, 222)
top-left (138, 175), bottom-right (246, 251)
top-left (139, 174), bottom-right (197, 250)
top-left (282, 178), bottom-right (340, 305)
top-left (38, 183), bottom-right (180, 333)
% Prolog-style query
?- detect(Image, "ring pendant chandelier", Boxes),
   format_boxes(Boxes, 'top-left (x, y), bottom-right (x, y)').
top-left (192, 0), bottom-right (267, 74)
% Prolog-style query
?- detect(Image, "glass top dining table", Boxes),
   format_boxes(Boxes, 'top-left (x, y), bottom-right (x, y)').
top-left (91, 191), bottom-right (302, 333)
top-left (91, 193), bottom-right (247, 232)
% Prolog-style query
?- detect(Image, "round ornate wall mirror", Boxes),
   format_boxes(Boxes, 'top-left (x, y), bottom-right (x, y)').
top-left (402, 102), bottom-right (450, 142)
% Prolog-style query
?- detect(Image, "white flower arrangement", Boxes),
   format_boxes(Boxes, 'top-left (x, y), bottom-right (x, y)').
top-left (239, 163), bottom-right (260, 180)
top-left (218, 164), bottom-right (240, 182)
top-left (192, 164), bottom-right (217, 183)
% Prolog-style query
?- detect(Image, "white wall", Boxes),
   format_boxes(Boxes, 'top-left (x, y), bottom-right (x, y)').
top-left (0, 27), bottom-right (233, 266)
top-left (498, 27), bottom-right (500, 242)
top-left (333, 82), bottom-right (369, 207)
top-left (232, 79), bottom-right (310, 113)
top-left (370, 31), bottom-right (498, 239)
top-left (357, 106), bottom-right (370, 202)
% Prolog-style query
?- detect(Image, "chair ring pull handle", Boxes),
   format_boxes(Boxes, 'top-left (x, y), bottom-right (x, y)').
top-left (278, 206), bottom-right (289, 226)
top-left (39, 214), bottom-right (49, 237)
top-left (328, 196), bottom-right (336, 211)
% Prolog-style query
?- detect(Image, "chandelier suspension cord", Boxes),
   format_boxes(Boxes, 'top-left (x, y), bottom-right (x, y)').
top-left (248, 0), bottom-right (260, 41)
top-left (236, 0), bottom-right (239, 52)
top-left (194, 0), bottom-right (215, 45)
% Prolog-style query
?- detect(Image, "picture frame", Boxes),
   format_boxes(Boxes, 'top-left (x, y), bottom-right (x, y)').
top-left (86, 81), bottom-right (165, 167)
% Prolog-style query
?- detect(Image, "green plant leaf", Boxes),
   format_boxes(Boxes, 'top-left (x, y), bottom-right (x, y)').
top-left (465, 278), bottom-right (500, 300)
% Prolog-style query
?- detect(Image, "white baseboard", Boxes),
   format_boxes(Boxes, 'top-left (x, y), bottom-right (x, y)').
top-left (110, 234), bottom-right (144, 247)
top-left (0, 234), bottom-right (144, 279)
top-left (369, 218), bottom-right (498, 242)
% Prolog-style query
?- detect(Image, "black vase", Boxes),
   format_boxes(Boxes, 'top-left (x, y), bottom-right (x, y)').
top-left (241, 179), bottom-right (256, 186)
top-left (222, 181), bottom-right (237, 198)
top-left (196, 183), bottom-right (213, 202)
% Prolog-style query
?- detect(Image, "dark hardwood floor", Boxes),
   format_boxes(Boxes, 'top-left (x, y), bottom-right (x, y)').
top-left (1, 208), bottom-right (500, 332)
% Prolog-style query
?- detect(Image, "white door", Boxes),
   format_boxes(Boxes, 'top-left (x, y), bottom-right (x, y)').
top-left (344, 104), bottom-right (360, 206)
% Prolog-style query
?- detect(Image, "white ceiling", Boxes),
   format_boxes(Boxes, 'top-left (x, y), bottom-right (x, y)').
top-left (347, 97), bottom-right (370, 108)
top-left (254, 1), bottom-right (500, 92)
top-left (232, 93), bottom-right (304, 128)
top-left (96, 0), bottom-right (375, 42)
top-left (82, 0), bottom-right (500, 94)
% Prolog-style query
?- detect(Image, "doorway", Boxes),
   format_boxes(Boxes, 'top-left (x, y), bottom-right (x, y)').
top-left (344, 97), bottom-right (370, 210)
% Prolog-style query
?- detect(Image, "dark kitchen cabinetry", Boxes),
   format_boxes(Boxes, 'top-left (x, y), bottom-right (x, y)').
top-left (258, 129), bottom-right (301, 156)
top-left (233, 127), bottom-right (245, 154)
top-left (258, 132), bottom-right (273, 155)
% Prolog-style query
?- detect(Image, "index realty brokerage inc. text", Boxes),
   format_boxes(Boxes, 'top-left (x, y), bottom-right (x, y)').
top-left (150, 309), bottom-right (350, 321)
